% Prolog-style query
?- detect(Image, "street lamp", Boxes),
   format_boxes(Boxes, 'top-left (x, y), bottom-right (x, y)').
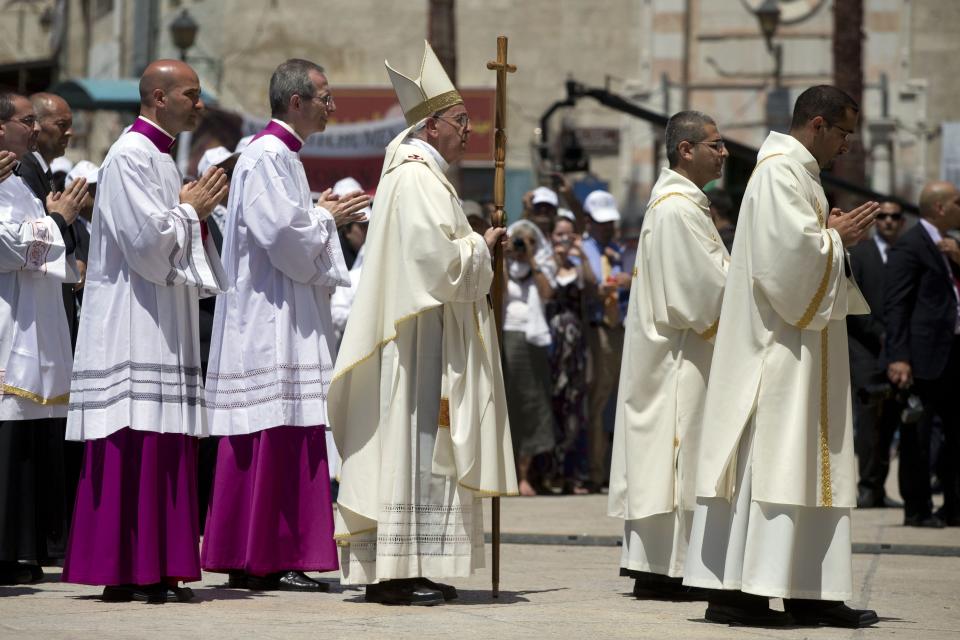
top-left (754, 0), bottom-right (783, 87)
top-left (169, 9), bottom-right (198, 62)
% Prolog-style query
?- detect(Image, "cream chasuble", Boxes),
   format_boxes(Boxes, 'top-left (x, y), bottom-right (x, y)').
top-left (67, 120), bottom-right (225, 441)
top-left (330, 132), bottom-right (518, 584)
top-left (608, 168), bottom-right (728, 577)
top-left (693, 131), bottom-right (868, 509)
top-left (683, 131), bottom-right (869, 600)
top-left (204, 126), bottom-right (349, 435)
top-left (0, 175), bottom-right (78, 420)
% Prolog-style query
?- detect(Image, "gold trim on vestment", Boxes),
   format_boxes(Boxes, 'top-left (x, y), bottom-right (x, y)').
top-left (458, 479), bottom-right (520, 497)
top-left (1, 385), bottom-right (69, 405)
top-left (697, 318), bottom-right (720, 341)
top-left (438, 397), bottom-right (450, 429)
top-left (796, 200), bottom-right (832, 330)
top-left (647, 191), bottom-right (702, 211)
top-left (819, 325), bottom-right (833, 506)
top-left (333, 525), bottom-right (379, 546)
top-left (404, 90), bottom-right (464, 125)
top-left (331, 305), bottom-right (444, 385)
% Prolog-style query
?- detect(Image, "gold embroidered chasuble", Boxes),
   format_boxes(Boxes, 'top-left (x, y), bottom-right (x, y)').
top-left (329, 131), bottom-right (518, 580)
top-left (608, 168), bottom-right (728, 521)
top-left (694, 132), bottom-right (869, 509)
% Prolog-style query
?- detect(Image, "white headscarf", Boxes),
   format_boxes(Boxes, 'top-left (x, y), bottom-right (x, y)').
top-left (506, 219), bottom-right (555, 346)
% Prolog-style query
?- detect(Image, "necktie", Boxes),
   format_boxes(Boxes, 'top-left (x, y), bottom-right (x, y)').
top-left (45, 168), bottom-right (54, 192)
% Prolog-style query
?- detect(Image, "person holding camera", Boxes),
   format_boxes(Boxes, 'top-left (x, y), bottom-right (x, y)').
top-left (847, 201), bottom-right (906, 509)
top-left (885, 180), bottom-right (960, 528)
top-left (503, 219), bottom-right (556, 496)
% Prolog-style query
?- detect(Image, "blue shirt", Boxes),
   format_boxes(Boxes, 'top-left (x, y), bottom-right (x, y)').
top-left (581, 235), bottom-right (628, 326)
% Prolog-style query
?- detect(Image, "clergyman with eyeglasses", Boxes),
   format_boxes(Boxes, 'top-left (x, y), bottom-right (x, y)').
top-left (683, 85), bottom-right (882, 628)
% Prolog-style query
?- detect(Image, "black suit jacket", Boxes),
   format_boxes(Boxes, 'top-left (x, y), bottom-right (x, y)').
top-left (884, 223), bottom-right (960, 380)
top-left (847, 238), bottom-right (889, 389)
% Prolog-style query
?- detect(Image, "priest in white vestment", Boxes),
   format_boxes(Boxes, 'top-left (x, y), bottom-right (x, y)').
top-left (683, 86), bottom-right (881, 628)
top-left (608, 111), bottom-right (729, 599)
top-left (0, 92), bottom-right (86, 585)
top-left (201, 59), bottom-right (368, 592)
top-left (62, 61), bottom-right (228, 604)
top-left (330, 42), bottom-right (518, 606)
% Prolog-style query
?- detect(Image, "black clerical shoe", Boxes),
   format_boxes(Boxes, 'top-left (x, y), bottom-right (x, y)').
top-left (227, 571), bottom-right (248, 588)
top-left (411, 577), bottom-right (458, 601)
top-left (704, 591), bottom-right (793, 627)
top-left (904, 514), bottom-right (945, 528)
top-left (627, 571), bottom-right (707, 601)
top-left (934, 509), bottom-right (960, 527)
top-left (100, 584), bottom-right (169, 604)
top-left (24, 564), bottom-right (44, 583)
top-left (0, 562), bottom-right (33, 585)
top-left (163, 585), bottom-right (195, 603)
top-left (365, 579), bottom-right (444, 606)
top-left (784, 599), bottom-right (879, 628)
top-left (247, 571), bottom-right (328, 592)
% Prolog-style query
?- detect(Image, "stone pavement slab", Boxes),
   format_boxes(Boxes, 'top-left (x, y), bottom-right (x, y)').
top-left (1, 544), bottom-right (958, 639)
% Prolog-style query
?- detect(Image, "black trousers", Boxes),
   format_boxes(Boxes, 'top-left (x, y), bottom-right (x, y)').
top-left (0, 419), bottom-right (68, 564)
top-left (900, 337), bottom-right (960, 520)
top-left (853, 391), bottom-right (901, 502)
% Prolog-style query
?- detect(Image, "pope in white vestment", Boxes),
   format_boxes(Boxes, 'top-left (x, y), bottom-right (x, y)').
top-left (684, 86), bottom-right (880, 628)
top-left (63, 61), bottom-right (227, 603)
top-left (609, 156), bottom-right (728, 585)
top-left (330, 42), bottom-right (517, 605)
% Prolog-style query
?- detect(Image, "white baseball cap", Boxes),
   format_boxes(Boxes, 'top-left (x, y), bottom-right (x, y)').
top-left (584, 190), bottom-right (621, 223)
top-left (332, 176), bottom-right (372, 219)
top-left (50, 156), bottom-right (74, 175)
top-left (66, 160), bottom-right (99, 187)
top-left (198, 146), bottom-right (236, 176)
top-left (531, 186), bottom-right (559, 208)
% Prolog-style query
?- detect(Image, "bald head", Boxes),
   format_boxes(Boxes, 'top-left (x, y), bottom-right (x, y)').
top-left (919, 181), bottom-right (959, 219)
top-left (29, 91), bottom-right (72, 162)
top-left (139, 59), bottom-right (199, 106)
top-left (138, 59), bottom-right (204, 136)
top-left (30, 92), bottom-right (69, 119)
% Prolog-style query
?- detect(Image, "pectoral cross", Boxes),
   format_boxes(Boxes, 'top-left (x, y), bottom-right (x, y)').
top-left (486, 34), bottom-right (515, 601)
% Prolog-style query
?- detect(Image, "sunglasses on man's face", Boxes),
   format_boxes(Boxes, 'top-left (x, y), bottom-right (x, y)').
top-left (875, 213), bottom-right (903, 221)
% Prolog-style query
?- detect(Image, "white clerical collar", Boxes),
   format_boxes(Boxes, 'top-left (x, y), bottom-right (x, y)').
top-left (32, 151), bottom-right (50, 173)
top-left (873, 233), bottom-right (890, 263)
top-left (919, 218), bottom-right (944, 244)
top-left (137, 115), bottom-right (176, 142)
top-left (760, 131), bottom-right (820, 178)
top-left (271, 119), bottom-right (305, 145)
top-left (406, 137), bottom-right (449, 172)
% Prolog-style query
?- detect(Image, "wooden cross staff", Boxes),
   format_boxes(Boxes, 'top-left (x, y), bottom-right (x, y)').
top-left (486, 34), bottom-right (515, 600)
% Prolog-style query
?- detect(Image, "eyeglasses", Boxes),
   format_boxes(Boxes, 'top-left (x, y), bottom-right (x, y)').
top-left (827, 122), bottom-right (856, 141)
top-left (875, 213), bottom-right (903, 221)
top-left (2, 116), bottom-right (37, 128)
top-left (695, 140), bottom-right (725, 152)
top-left (435, 113), bottom-right (470, 130)
top-left (312, 94), bottom-right (335, 109)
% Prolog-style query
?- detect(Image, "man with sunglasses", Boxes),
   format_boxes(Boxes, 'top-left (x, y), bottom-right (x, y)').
top-left (609, 110), bottom-right (729, 602)
top-left (201, 59), bottom-right (369, 593)
top-left (0, 91), bottom-right (86, 586)
top-left (847, 202), bottom-right (906, 511)
top-left (684, 85), bottom-right (880, 627)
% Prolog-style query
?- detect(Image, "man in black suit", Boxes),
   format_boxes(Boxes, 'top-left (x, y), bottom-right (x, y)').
top-left (885, 181), bottom-right (960, 527)
top-left (848, 202), bottom-right (906, 508)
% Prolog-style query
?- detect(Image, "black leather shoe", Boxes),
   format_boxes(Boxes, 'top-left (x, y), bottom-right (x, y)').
top-left (881, 496), bottom-right (903, 509)
top-left (704, 591), bottom-right (793, 627)
top-left (0, 562), bottom-right (33, 585)
top-left (411, 578), bottom-right (457, 601)
top-left (227, 571), bottom-right (248, 588)
top-left (100, 584), bottom-right (168, 604)
top-left (163, 585), bottom-right (195, 602)
top-left (24, 564), bottom-right (44, 583)
top-left (904, 514), bottom-right (945, 528)
top-left (785, 599), bottom-right (879, 628)
top-left (248, 570), bottom-right (328, 592)
top-left (934, 509), bottom-right (960, 526)
top-left (365, 580), bottom-right (444, 606)
top-left (630, 574), bottom-right (707, 601)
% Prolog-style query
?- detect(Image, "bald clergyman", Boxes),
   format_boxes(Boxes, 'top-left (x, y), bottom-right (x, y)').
top-left (61, 60), bottom-right (228, 604)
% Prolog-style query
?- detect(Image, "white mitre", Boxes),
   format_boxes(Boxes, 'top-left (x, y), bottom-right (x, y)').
top-left (386, 40), bottom-right (463, 126)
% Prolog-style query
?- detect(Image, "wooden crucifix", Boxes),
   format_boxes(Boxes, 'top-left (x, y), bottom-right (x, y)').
top-left (486, 34), bottom-right (515, 600)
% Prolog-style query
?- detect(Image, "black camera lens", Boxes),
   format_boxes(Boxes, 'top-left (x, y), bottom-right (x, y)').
top-left (512, 237), bottom-right (526, 251)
